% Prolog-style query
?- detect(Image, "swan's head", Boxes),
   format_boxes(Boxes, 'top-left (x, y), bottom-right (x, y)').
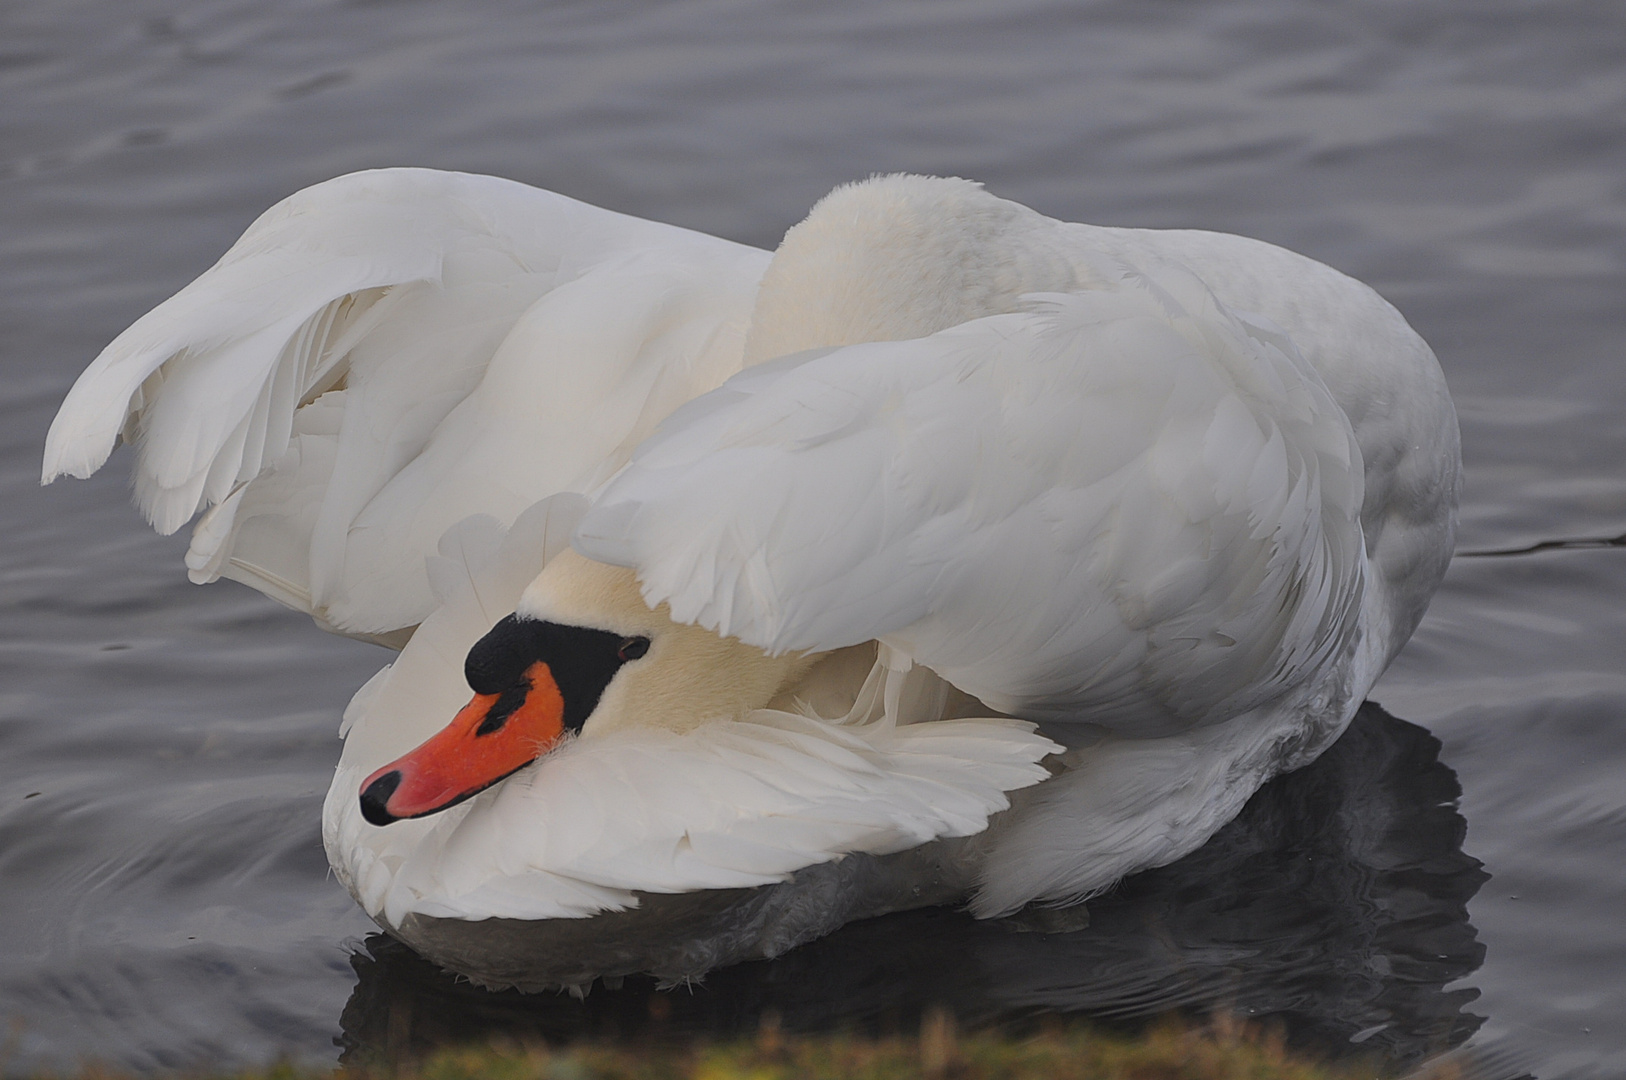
top-left (358, 550), bottom-right (817, 826)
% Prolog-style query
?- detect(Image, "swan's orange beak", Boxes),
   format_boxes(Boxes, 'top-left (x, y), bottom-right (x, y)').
top-left (358, 661), bottom-right (565, 826)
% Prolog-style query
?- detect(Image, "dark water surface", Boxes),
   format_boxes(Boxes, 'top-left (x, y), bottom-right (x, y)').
top-left (1, 1), bottom-right (1622, 1076)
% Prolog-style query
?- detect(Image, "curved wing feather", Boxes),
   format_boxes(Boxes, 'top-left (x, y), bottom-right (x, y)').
top-left (44, 168), bottom-right (769, 637)
top-left (577, 256), bottom-right (1367, 733)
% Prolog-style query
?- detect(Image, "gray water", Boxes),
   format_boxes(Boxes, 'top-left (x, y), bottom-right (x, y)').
top-left (1, 1), bottom-right (1622, 1076)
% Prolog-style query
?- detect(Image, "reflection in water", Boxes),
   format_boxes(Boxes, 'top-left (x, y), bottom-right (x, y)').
top-left (338, 703), bottom-right (1485, 1072)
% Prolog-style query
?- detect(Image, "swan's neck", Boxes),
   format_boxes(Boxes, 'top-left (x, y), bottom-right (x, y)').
top-left (518, 550), bottom-right (821, 737)
top-left (742, 174), bottom-right (1084, 364)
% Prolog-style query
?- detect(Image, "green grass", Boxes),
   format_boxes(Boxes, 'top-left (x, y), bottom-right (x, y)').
top-left (409, 1019), bottom-right (1458, 1080)
top-left (67, 1015), bottom-right (1460, 1080)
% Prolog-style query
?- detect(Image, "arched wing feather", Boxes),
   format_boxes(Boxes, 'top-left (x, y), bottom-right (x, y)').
top-left (44, 168), bottom-right (768, 637)
top-left (577, 258), bottom-right (1367, 733)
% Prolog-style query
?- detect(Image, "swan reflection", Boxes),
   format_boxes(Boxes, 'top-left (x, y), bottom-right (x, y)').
top-left (338, 702), bottom-right (1485, 1072)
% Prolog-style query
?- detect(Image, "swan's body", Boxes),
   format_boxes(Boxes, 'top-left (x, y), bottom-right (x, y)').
top-left (44, 170), bottom-right (1458, 989)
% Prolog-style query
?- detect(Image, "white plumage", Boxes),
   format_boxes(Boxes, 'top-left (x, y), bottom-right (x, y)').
top-left (577, 281), bottom-right (1366, 733)
top-left (46, 169), bottom-right (767, 638)
top-left (44, 169), bottom-right (1458, 987)
top-left (324, 494), bottom-right (1057, 928)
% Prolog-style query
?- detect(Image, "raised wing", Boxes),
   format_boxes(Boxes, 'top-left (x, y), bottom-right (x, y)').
top-left (576, 256), bottom-right (1368, 734)
top-left (44, 168), bottom-right (768, 638)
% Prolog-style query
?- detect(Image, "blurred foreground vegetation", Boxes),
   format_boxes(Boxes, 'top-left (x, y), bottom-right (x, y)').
top-left (46, 1014), bottom-right (1466, 1080)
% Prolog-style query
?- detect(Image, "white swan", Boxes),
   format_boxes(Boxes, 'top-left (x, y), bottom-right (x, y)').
top-left (43, 169), bottom-right (1459, 990)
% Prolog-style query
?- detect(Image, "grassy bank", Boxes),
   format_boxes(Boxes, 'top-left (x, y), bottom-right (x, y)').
top-left (129, 1016), bottom-right (1462, 1080)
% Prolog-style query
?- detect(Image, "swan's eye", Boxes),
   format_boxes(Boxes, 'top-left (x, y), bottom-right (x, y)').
top-left (617, 636), bottom-right (651, 662)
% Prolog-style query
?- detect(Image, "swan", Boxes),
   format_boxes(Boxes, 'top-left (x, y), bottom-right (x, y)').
top-left (42, 169), bottom-right (1459, 990)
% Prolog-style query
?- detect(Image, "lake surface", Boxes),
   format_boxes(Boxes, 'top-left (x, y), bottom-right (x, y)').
top-left (1, 1), bottom-right (1622, 1076)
